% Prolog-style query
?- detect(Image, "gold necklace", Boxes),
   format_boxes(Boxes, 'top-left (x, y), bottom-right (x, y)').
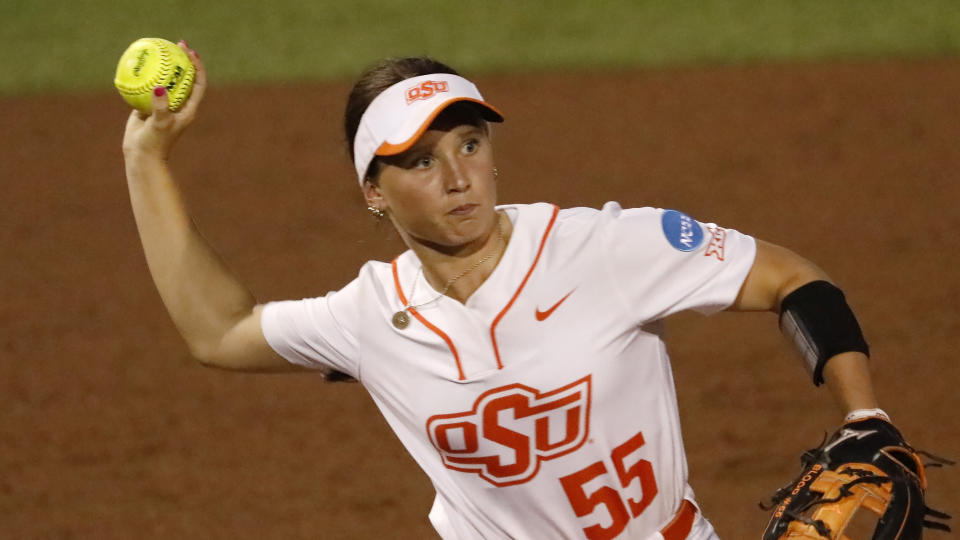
top-left (392, 218), bottom-right (505, 330)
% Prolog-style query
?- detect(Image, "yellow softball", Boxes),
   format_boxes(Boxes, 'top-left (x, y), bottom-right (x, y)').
top-left (114, 38), bottom-right (195, 113)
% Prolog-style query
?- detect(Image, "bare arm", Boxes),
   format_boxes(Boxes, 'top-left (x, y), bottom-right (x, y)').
top-left (729, 240), bottom-right (878, 414)
top-left (122, 43), bottom-right (298, 372)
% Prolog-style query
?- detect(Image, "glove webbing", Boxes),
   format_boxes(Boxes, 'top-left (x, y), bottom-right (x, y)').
top-left (917, 451), bottom-right (955, 532)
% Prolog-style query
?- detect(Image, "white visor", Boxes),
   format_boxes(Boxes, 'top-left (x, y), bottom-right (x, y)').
top-left (352, 73), bottom-right (503, 183)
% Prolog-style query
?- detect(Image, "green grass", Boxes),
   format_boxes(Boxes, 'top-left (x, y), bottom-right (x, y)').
top-left (2, 0), bottom-right (959, 96)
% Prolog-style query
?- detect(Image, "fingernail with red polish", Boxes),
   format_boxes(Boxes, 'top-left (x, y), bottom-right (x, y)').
top-left (154, 86), bottom-right (167, 97)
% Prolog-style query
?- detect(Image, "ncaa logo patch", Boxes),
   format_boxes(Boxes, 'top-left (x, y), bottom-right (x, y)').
top-left (661, 210), bottom-right (704, 252)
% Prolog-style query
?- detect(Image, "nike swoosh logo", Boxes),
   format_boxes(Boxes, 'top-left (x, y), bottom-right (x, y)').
top-left (535, 289), bottom-right (575, 321)
top-left (823, 428), bottom-right (878, 453)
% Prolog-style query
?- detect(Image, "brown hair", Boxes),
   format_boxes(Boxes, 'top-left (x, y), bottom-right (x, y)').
top-left (344, 57), bottom-right (460, 180)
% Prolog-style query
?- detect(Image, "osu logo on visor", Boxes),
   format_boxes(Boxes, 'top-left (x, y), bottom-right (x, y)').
top-left (405, 80), bottom-right (450, 104)
top-left (426, 376), bottom-right (592, 487)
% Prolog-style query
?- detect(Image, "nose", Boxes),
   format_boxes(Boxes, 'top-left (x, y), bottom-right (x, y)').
top-left (442, 156), bottom-right (471, 193)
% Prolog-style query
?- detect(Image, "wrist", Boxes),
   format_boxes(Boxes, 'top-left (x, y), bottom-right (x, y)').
top-left (124, 150), bottom-right (170, 176)
top-left (124, 157), bottom-right (174, 191)
top-left (123, 146), bottom-right (169, 163)
top-left (844, 407), bottom-right (889, 423)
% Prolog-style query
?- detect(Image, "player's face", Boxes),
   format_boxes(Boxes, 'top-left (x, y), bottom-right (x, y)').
top-left (371, 109), bottom-right (498, 252)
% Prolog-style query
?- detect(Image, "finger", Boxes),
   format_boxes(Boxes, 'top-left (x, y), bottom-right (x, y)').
top-left (178, 40), bottom-right (207, 117)
top-left (126, 108), bottom-right (145, 130)
top-left (150, 86), bottom-right (174, 127)
top-left (123, 109), bottom-right (146, 151)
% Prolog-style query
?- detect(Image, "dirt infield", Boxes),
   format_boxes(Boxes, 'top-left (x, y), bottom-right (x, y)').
top-left (2, 58), bottom-right (958, 539)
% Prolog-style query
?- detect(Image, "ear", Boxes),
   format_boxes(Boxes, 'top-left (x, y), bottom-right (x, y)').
top-left (362, 179), bottom-right (385, 210)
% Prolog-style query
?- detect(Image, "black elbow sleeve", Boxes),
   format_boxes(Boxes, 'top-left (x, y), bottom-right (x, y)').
top-left (778, 280), bottom-right (869, 386)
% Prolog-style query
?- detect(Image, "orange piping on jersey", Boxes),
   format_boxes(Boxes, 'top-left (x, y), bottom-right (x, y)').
top-left (660, 499), bottom-right (696, 540)
top-left (489, 204), bottom-right (560, 369)
top-left (392, 258), bottom-right (466, 381)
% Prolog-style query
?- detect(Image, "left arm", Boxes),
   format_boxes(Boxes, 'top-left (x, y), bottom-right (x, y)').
top-left (745, 241), bottom-right (949, 538)
top-left (729, 239), bottom-right (878, 415)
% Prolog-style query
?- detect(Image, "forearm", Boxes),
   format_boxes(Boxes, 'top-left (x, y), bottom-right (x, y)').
top-left (777, 280), bottom-right (880, 416)
top-left (125, 152), bottom-right (256, 361)
top-left (734, 241), bottom-right (881, 415)
top-left (820, 351), bottom-right (879, 415)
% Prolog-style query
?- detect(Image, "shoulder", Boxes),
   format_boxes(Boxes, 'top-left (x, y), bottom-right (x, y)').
top-left (266, 258), bottom-right (400, 317)
top-left (503, 201), bottom-right (719, 248)
top-left (556, 201), bottom-right (664, 241)
top-left (577, 203), bottom-right (714, 250)
top-left (495, 202), bottom-right (664, 268)
top-left (550, 201), bottom-right (663, 226)
top-left (499, 201), bottom-right (659, 232)
top-left (495, 201), bottom-right (667, 247)
top-left (357, 257), bottom-right (398, 285)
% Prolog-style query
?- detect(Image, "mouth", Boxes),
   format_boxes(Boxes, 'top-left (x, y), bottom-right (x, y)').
top-left (449, 203), bottom-right (479, 216)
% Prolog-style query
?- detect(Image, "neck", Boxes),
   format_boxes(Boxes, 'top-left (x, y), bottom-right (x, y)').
top-left (410, 211), bottom-right (511, 303)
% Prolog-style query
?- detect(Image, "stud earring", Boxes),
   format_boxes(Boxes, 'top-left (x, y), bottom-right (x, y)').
top-left (493, 167), bottom-right (499, 179)
top-left (367, 205), bottom-right (385, 218)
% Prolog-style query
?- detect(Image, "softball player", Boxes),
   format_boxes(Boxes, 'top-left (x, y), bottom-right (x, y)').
top-left (123, 45), bottom-right (886, 539)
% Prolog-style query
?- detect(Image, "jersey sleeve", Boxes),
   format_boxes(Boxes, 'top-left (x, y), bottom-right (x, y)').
top-left (260, 277), bottom-right (361, 379)
top-left (601, 203), bottom-right (757, 323)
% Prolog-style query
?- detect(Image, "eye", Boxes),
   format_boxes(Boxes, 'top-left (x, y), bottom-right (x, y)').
top-left (462, 139), bottom-right (479, 155)
top-left (406, 154), bottom-right (433, 169)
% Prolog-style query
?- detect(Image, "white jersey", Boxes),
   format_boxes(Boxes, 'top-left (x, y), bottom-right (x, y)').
top-left (262, 202), bottom-right (756, 539)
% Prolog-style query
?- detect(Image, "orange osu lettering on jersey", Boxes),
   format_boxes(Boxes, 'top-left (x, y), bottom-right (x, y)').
top-left (405, 80), bottom-right (450, 104)
top-left (704, 225), bottom-right (727, 261)
top-left (426, 375), bottom-right (592, 487)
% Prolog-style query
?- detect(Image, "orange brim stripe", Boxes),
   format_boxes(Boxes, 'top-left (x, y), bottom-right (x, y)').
top-left (375, 98), bottom-right (504, 156)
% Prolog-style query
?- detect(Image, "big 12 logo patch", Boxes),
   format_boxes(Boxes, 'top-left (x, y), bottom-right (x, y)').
top-left (426, 376), bottom-right (591, 487)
